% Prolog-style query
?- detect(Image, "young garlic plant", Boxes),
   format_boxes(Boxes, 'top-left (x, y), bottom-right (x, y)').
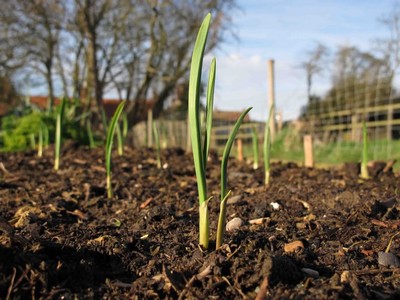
top-left (116, 124), bottom-right (124, 156)
top-left (251, 126), bottom-right (259, 169)
top-left (153, 122), bottom-right (162, 169)
top-left (38, 124), bottom-right (43, 157)
top-left (105, 101), bottom-right (126, 198)
top-left (54, 98), bottom-right (67, 170)
top-left (86, 119), bottom-right (95, 149)
top-left (189, 13), bottom-right (251, 249)
top-left (42, 122), bottom-right (49, 148)
top-left (360, 121), bottom-right (369, 179)
top-left (264, 105), bottom-right (274, 185)
top-left (122, 112), bottom-right (128, 140)
top-left (216, 108), bottom-right (252, 249)
top-left (188, 13), bottom-right (213, 249)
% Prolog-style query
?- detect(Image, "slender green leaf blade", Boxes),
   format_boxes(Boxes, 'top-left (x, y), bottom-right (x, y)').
top-left (203, 57), bottom-right (216, 165)
top-left (188, 13), bottom-right (211, 205)
top-left (263, 105), bottom-right (275, 173)
top-left (105, 101), bottom-right (126, 181)
top-left (221, 107), bottom-right (252, 198)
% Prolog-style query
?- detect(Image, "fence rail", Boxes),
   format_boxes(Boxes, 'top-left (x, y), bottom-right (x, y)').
top-left (130, 118), bottom-right (266, 150)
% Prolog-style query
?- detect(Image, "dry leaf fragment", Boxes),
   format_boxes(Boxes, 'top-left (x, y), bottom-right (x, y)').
top-left (371, 219), bottom-right (388, 228)
top-left (284, 240), bottom-right (304, 253)
top-left (296, 199), bottom-right (311, 209)
top-left (66, 209), bottom-right (87, 220)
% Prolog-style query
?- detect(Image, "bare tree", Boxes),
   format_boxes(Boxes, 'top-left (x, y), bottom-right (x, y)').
top-left (300, 43), bottom-right (329, 103)
top-left (0, 0), bottom-right (65, 110)
top-left (0, 0), bottom-right (237, 126)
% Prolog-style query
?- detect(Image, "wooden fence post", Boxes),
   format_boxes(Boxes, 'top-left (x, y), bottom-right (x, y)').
top-left (237, 138), bottom-right (243, 162)
top-left (277, 110), bottom-right (283, 132)
top-left (303, 135), bottom-right (314, 168)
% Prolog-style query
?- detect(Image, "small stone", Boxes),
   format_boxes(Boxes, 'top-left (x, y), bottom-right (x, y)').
top-left (378, 251), bottom-right (400, 267)
top-left (270, 202), bottom-right (281, 210)
top-left (301, 268), bottom-right (319, 278)
top-left (340, 270), bottom-right (351, 283)
top-left (296, 222), bottom-right (307, 230)
top-left (227, 195), bottom-right (242, 205)
top-left (284, 240), bottom-right (305, 253)
top-left (226, 217), bottom-right (243, 232)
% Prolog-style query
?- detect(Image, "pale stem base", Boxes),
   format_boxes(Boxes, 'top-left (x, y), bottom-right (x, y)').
top-left (107, 175), bottom-right (113, 198)
top-left (199, 201), bottom-right (209, 249)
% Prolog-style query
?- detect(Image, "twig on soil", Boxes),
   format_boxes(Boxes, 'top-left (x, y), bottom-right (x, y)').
top-left (6, 267), bottom-right (16, 300)
top-left (385, 231), bottom-right (400, 253)
top-left (383, 159), bottom-right (396, 173)
top-left (178, 265), bottom-right (212, 300)
top-left (226, 245), bottom-right (242, 261)
top-left (0, 162), bottom-right (10, 175)
top-left (350, 267), bottom-right (400, 275)
top-left (255, 276), bottom-right (269, 300)
top-left (140, 197), bottom-right (154, 209)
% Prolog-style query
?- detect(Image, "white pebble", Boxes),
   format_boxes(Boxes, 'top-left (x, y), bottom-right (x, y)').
top-left (270, 202), bottom-right (281, 210)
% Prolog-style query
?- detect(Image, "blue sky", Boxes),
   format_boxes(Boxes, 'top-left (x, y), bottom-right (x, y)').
top-left (210, 0), bottom-right (399, 121)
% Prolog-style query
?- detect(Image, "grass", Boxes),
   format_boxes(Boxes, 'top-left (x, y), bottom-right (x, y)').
top-left (227, 126), bottom-right (400, 171)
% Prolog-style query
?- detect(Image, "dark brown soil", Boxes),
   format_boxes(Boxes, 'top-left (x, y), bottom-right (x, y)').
top-left (1, 145), bottom-right (400, 299)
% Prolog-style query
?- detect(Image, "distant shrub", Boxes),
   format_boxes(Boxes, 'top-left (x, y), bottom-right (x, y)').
top-left (1, 103), bottom-right (94, 152)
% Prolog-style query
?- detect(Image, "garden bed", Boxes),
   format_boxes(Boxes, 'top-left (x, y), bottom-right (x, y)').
top-left (0, 145), bottom-right (399, 299)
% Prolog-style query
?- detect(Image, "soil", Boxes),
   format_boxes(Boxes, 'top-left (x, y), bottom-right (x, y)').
top-left (1, 144), bottom-right (400, 299)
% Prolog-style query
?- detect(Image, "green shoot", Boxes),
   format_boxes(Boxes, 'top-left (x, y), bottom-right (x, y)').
top-left (54, 98), bottom-right (66, 170)
top-left (153, 122), bottom-right (162, 168)
top-left (122, 112), bottom-right (128, 139)
top-left (188, 13), bottom-right (212, 249)
top-left (251, 126), bottom-right (259, 169)
top-left (204, 58), bottom-right (216, 164)
top-left (100, 106), bottom-right (109, 135)
top-left (29, 133), bottom-right (36, 150)
top-left (43, 122), bottom-right (49, 148)
top-left (216, 107), bottom-right (252, 249)
top-left (361, 121), bottom-right (369, 179)
top-left (38, 125), bottom-right (43, 157)
top-left (86, 119), bottom-right (95, 149)
top-left (105, 101), bottom-right (126, 198)
top-left (264, 106), bottom-right (274, 185)
top-left (116, 124), bottom-right (123, 156)
top-left (161, 125), bottom-right (168, 149)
